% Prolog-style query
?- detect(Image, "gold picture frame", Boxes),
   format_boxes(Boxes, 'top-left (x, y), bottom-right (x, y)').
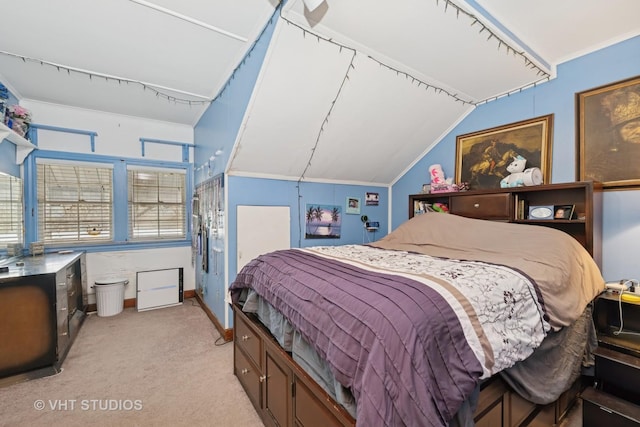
top-left (455, 115), bottom-right (553, 190)
top-left (577, 75), bottom-right (640, 189)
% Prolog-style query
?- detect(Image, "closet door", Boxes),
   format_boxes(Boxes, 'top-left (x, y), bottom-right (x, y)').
top-left (237, 206), bottom-right (290, 270)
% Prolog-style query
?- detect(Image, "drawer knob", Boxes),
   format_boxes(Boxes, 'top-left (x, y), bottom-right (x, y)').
top-left (241, 335), bottom-right (250, 341)
top-left (474, 203), bottom-right (480, 208)
top-left (259, 375), bottom-right (267, 383)
top-left (60, 307), bottom-right (68, 311)
top-left (241, 368), bottom-right (249, 375)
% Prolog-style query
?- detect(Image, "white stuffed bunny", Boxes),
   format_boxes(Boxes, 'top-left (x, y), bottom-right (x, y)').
top-left (500, 156), bottom-right (528, 188)
top-left (500, 155), bottom-right (542, 188)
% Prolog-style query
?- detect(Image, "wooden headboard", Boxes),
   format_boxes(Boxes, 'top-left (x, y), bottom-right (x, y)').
top-left (408, 181), bottom-right (603, 268)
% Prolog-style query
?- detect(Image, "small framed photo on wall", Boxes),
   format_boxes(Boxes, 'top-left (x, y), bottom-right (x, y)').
top-left (346, 197), bottom-right (360, 214)
top-left (365, 192), bottom-right (379, 206)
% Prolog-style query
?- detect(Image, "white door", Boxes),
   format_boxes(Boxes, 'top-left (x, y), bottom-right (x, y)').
top-left (237, 206), bottom-right (290, 270)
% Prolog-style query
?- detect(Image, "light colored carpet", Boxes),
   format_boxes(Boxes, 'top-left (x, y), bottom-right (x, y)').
top-left (0, 299), bottom-right (264, 427)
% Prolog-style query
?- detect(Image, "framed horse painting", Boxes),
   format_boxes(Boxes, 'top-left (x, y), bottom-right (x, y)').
top-left (455, 115), bottom-right (553, 190)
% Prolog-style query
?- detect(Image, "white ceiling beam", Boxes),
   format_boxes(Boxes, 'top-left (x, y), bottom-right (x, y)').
top-left (128, 0), bottom-right (248, 42)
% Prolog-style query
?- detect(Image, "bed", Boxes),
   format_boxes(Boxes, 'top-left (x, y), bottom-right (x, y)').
top-left (231, 210), bottom-right (604, 427)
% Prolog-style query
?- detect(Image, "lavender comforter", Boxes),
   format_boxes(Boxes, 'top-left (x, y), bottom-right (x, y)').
top-left (230, 244), bottom-right (550, 426)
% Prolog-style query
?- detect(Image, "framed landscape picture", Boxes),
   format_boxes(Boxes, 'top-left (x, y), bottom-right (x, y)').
top-left (577, 75), bottom-right (640, 189)
top-left (305, 204), bottom-right (341, 239)
top-left (455, 115), bottom-right (553, 190)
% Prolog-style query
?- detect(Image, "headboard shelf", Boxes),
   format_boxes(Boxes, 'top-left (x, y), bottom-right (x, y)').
top-left (409, 181), bottom-right (603, 267)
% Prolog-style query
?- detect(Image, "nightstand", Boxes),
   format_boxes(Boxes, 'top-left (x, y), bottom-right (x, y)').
top-left (582, 293), bottom-right (640, 426)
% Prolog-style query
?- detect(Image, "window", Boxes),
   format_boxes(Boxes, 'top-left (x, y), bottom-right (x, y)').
top-left (37, 161), bottom-right (113, 244)
top-left (0, 173), bottom-right (23, 249)
top-left (128, 167), bottom-right (186, 240)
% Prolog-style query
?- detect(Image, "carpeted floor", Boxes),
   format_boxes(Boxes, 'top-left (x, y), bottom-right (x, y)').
top-left (0, 299), bottom-right (264, 427)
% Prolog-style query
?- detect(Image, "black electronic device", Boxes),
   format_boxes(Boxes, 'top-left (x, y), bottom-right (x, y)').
top-left (365, 221), bottom-right (379, 231)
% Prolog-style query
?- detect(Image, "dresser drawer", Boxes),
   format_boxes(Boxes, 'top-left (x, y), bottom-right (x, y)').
top-left (450, 193), bottom-right (511, 220)
top-left (595, 346), bottom-right (640, 397)
top-left (235, 343), bottom-right (262, 412)
top-left (235, 311), bottom-right (263, 370)
top-left (582, 387), bottom-right (640, 427)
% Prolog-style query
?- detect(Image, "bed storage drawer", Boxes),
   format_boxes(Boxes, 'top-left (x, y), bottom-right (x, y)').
top-left (450, 193), bottom-right (511, 220)
top-left (294, 372), bottom-right (351, 427)
top-left (235, 312), bottom-right (263, 369)
top-left (234, 344), bottom-right (262, 411)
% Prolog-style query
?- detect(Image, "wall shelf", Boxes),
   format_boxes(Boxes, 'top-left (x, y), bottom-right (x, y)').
top-left (0, 122), bottom-right (36, 164)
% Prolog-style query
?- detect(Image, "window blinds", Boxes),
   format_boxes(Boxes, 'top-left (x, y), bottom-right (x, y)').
top-left (37, 163), bottom-right (113, 243)
top-left (0, 174), bottom-right (23, 248)
top-left (127, 168), bottom-right (186, 240)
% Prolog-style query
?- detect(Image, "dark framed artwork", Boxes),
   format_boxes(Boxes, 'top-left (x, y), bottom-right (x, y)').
top-left (577, 75), bottom-right (640, 189)
top-left (455, 115), bottom-right (553, 190)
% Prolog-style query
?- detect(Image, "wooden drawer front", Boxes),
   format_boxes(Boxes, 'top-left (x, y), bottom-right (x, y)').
top-left (294, 378), bottom-right (343, 427)
top-left (508, 392), bottom-right (536, 427)
top-left (474, 400), bottom-right (502, 427)
top-left (264, 351), bottom-right (291, 427)
top-left (525, 403), bottom-right (555, 427)
top-left (235, 312), bottom-right (262, 369)
top-left (582, 387), bottom-right (640, 427)
top-left (234, 345), bottom-right (261, 412)
top-left (596, 347), bottom-right (640, 396)
top-left (450, 193), bottom-right (511, 220)
top-left (584, 402), bottom-right (640, 427)
top-left (56, 316), bottom-right (69, 358)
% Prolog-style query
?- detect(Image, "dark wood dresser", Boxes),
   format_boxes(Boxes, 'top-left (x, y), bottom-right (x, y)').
top-left (0, 252), bottom-right (87, 386)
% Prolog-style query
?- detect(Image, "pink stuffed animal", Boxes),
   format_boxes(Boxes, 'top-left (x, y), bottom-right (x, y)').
top-left (429, 164), bottom-right (455, 193)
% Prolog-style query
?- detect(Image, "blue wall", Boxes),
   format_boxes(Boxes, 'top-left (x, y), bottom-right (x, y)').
top-left (193, 9), bottom-right (279, 321)
top-left (393, 35), bottom-right (640, 281)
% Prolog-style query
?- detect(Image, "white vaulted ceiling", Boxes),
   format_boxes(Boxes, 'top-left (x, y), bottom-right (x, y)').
top-left (0, 0), bottom-right (277, 124)
top-left (0, 0), bottom-right (638, 185)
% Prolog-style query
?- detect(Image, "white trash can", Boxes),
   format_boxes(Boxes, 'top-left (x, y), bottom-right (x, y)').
top-left (94, 278), bottom-right (129, 317)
